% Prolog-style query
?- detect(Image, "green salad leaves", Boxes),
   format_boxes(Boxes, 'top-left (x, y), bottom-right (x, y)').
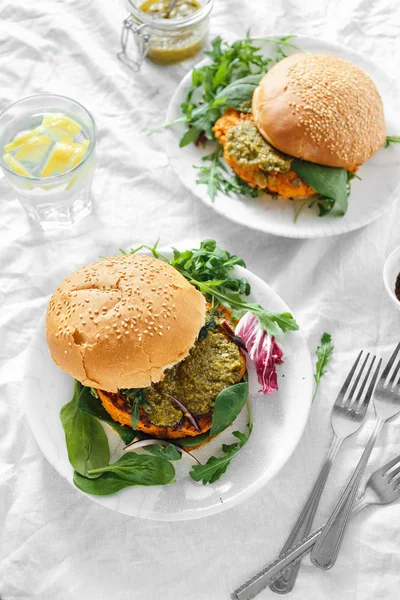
top-left (194, 146), bottom-right (259, 201)
top-left (128, 239), bottom-right (299, 337)
top-left (61, 382), bottom-right (178, 495)
top-left (177, 35), bottom-right (299, 143)
top-left (61, 378), bottom-right (252, 493)
top-left (190, 402), bottom-right (253, 485)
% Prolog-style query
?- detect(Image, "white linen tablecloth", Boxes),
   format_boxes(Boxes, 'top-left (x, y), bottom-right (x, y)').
top-left (1, 0), bottom-right (400, 598)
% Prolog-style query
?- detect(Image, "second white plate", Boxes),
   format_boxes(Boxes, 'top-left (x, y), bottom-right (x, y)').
top-left (164, 35), bottom-right (400, 238)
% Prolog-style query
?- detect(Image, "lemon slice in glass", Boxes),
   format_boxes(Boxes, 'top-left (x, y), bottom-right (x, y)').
top-left (64, 140), bottom-right (90, 190)
top-left (4, 126), bottom-right (44, 153)
top-left (42, 113), bottom-right (82, 140)
top-left (40, 136), bottom-right (89, 177)
top-left (15, 134), bottom-right (52, 163)
top-left (3, 153), bottom-right (33, 177)
top-left (67, 138), bottom-right (90, 169)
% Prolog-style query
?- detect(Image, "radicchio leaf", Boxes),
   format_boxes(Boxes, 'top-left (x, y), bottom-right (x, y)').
top-left (235, 312), bottom-right (283, 394)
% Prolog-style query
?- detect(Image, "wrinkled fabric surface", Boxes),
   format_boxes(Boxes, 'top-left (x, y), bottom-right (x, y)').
top-left (1, 0), bottom-right (400, 598)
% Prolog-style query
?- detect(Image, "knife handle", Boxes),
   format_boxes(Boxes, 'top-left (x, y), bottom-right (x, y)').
top-left (231, 527), bottom-right (322, 600)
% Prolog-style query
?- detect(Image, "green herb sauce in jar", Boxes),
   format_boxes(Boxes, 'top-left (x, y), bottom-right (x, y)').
top-left (139, 0), bottom-right (206, 64)
top-left (140, 0), bottom-right (201, 19)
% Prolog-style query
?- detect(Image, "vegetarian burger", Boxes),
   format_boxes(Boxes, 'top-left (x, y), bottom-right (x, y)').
top-left (46, 254), bottom-right (246, 440)
top-left (213, 53), bottom-right (386, 198)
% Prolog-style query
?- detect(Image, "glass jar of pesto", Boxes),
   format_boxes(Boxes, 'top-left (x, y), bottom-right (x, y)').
top-left (119, 0), bottom-right (213, 69)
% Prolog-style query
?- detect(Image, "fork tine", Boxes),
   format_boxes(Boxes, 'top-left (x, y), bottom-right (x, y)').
top-left (336, 350), bottom-right (363, 406)
top-left (358, 358), bottom-right (382, 414)
top-left (345, 352), bottom-right (370, 406)
top-left (355, 356), bottom-right (375, 405)
top-left (380, 342), bottom-right (400, 381)
top-left (380, 455), bottom-right (400, 477)
top-left (388, 357), bottom-right (400, 389)
top-left (387, 465), bottom-right (400, 484)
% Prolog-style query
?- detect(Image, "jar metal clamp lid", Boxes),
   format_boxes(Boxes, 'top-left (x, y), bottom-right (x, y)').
top-left (118, 16), bottom-right (150, 71)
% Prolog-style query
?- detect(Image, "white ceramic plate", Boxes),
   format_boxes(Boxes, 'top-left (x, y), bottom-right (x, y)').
top-left (23, 256), bottom-right (312, 520)
top-left (164, 35), bottom-right (400, 238)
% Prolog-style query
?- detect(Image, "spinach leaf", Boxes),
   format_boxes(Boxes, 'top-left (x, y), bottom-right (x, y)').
top-left (313, 196), bottom-right (335, 217)
top-left (78, 385), bottom-right (136, 445)
top-left (143, 443), bottom-right (182, 461)
top-left (210, 382), bottom-right (248, 437)
top-left (87, 452), bottom-right (175, 485)
top-left (60, 381), bottom-right (110, 477)
top-left (213, 74), bottom-right (264, 110)
top-left (73, 471), bottom-right (138, 496)
top-left (174, 431), bottom-right (211, 448)
top-left (291, 159), bottom-right (349, 215)
top-left (179, 126), bottom-right (203, 148)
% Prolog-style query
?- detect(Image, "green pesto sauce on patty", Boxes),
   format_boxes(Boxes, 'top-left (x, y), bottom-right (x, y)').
top-left (143, 329), bottom-right (244, 427)
top-left (225, 121), bottom-right (292, 173)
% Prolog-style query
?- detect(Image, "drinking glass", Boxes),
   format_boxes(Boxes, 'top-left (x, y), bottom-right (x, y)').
top-left (0, 94), bottom-right (96, 230)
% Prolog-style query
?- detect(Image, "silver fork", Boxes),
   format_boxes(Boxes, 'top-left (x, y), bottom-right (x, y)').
top-left (231, 453), bottom-right (400, 600)
top-left (311, 342), bottom-right (400, 570)
top-left (270, 351), bottom-right (378, 594)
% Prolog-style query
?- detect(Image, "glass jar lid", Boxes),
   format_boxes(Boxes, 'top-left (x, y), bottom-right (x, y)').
top-left (126, 0), bottom-right (214, 31)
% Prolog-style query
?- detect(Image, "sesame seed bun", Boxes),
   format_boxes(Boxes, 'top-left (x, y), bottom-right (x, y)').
top-left (46, 254), bottom-right (206, 392)
top-left (252, 53), bottom-right (386, 170)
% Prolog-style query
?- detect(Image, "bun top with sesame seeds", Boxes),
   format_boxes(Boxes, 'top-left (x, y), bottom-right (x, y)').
top-left (252, 53), bottom-right (386, 170)
top-left (46, 254), bottom-right (206, 392)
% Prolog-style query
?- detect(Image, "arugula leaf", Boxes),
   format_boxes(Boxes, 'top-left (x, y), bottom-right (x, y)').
top-left (195, 147), bottom-right (259, 201)
top-left (291, 159), bottom-right (349, 215)
top-left (60, 381), bottom-right (110, 477)
top-left (385, 135), bottom-right (400, 148)
top-left (312, 332), bottom-right (334, 403)
top-left (78, 384), bottom-right (136, 445)
top-left (87, 453), bottom-right (175, 485)
top-left (73, 471), bottom-right (138, 496)
top-left (170, 238), bottom-right (246, 289)
top-left (210, 382), bottom-right (248, 437)
top-left (143, 443), bottom-right (182, 461)
top-left (190, 402), bottom-right (253, 485)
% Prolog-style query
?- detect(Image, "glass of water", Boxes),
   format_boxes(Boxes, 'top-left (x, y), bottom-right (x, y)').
top-left (0, 94), bottom-right (96, 230)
